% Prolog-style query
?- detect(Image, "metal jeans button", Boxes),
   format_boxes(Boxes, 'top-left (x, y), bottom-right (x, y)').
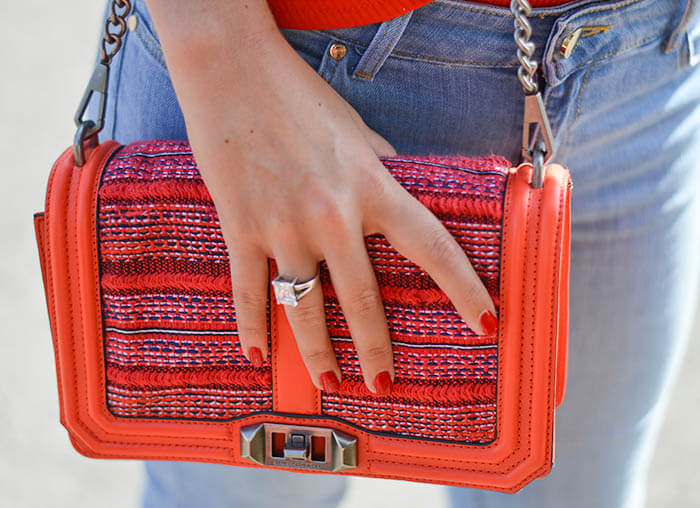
top-left (329, 43), bottom-right (347, 60)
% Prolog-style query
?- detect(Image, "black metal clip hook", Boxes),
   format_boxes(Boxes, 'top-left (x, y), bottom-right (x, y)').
top-left (522, 92), bottom-right (554, 189)
top-left (73, 63), bottom-right (109, 166)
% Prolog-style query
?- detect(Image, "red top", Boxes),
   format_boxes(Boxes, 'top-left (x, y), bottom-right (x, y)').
top-left (268, 0), bottom-right (573, 29)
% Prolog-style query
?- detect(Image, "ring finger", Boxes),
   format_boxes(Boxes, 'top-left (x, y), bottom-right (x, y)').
top-left (273, 251), bottom-right (341, 393)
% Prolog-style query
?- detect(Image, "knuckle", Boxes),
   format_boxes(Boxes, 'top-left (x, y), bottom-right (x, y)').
top-left (310, 196), bottom-right (349, 229)
top-left (225, 216), bottom-right (256, 241)
top-left (360, 344), bottom-right (393, 363)
top-left (300, 348), bottom-right (336, 365)
top-left (365, 169), bottom-right (390, 199)
top-left (363, 173), bottom-right (393, 215)
top-left (464, 278), bottom-right (483, 304)
top-left (236, 323), bottom-right (267, 341)
top-left (266, 206), bottom-right (296, 232)
top-left (291, 301), bottom-right (325, 327)
top-left (348, 288), bottom-right (384, 318)
top-left (233, 287), bottom-right (267, 309)
top-left (299, 183), bottom-right (352, 228)
top-left (425, 228), bottom-right (460, 264)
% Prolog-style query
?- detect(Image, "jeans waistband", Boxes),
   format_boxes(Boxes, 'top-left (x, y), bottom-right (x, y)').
top-left (130, 0), bottom-right (694, 87)
top-left (308, 0), bottom-right (693, 86)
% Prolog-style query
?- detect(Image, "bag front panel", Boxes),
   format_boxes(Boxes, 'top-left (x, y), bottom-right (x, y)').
top-left (98, 141), bottom-right (274, 419)
top-left (97, 140), bottom-right (509, 444)
top-left (319, 155), bottom-right (508, 443)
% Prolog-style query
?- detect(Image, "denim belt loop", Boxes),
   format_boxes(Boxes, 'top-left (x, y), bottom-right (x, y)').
top-left (352, 11), bottom-right (414, 81)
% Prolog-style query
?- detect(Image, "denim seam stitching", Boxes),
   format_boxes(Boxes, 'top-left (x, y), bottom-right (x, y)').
top-left (569, 25), bottom-right (666, 124)
top-left (556, 0), bottom-right (644, 24)
top-left (325, 56), bottom-right (340, 84)
top-left (665, 0), bottom-right (696, 52)
top-left (561, 23), bottom-right (669, 83)
top-left (434, 0), bottom-right (641, 18)
top-left (551, 0), bottom-right (674, 72)
top-left (575, 63), bottom-right (595, 121)
top-left (391, 50), bottom-right (516, 66)
top-left (134, 26), bottom-right (168, 72)
top-left (582, 26), bottom-right (669, 66)
top-left (131, 8), bottom-right (168, 71)
top-left (315, 0), bottom-right (659, 69)
top-left (432, 0), bottom-right (558, 18)
top-left (314, 32), bottom-right (517, 66)
top-left (361, 21), bottom-right (407, 79)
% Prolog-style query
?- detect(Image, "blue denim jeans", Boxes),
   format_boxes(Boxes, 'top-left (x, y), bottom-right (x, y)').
top-left (99, 0), bottom-right (700, 506)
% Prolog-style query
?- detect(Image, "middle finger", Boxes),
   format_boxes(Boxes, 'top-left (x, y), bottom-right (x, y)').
top-left (323, 227), bottom-right (395, 395)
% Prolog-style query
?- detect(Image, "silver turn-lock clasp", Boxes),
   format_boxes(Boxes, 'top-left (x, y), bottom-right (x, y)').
top-left (284, 433), bottom-right (310, 460)
top-left (240, 423), bottom-right (357, 472)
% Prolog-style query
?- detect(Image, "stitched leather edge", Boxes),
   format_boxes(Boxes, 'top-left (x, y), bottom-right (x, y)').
top-left (45, 145), bottom-right (569, 491)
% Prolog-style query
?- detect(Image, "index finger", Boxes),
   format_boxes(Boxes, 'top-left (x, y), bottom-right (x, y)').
top-left (373, 184), bottom-right (498, 336)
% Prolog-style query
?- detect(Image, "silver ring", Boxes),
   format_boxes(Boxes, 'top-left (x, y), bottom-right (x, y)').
top-left (271, 267), bottom-right (321, 307)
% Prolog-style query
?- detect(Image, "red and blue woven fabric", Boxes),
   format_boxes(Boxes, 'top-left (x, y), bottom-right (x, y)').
top-left (98, 140), bottom-right (508, 444)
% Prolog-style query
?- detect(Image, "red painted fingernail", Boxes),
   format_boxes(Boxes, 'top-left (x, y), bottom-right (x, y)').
top-left (373, 371), bottom-right (393, 395)
top-left (479, 310), bottom-right (498, 336)
top-left (248, 347), bottom-right (264, 368)
top-left (320, 371), bottom-right (340, 392)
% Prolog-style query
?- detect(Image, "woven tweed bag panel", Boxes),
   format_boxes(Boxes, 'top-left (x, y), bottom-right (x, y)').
top-left (98, 140), bottom-right (504, 443)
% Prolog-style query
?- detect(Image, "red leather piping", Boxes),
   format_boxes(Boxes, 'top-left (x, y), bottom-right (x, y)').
top-left (555, 179), bottom-right (571, 408)
top-left (35, 143), bottom-right (570, 493)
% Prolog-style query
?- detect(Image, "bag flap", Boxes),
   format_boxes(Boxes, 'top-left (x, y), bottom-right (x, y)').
top-left (40, 139), bottom-right (571, 493)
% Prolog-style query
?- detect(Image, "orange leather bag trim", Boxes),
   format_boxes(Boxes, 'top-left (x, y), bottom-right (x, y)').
top-left (269, 259), bottom-right (321, 415)
top-left (555, 178), bottom-right (572, 408)
top-left (36, 143), bottom-right (570, 493)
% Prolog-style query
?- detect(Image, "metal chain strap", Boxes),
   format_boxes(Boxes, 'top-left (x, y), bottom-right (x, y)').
top-left (510, 0), bottom-right (539, 94)
top-left (101, 0), bottom-right (132, 65)
top-left (75, 0), bottom-right (553, 185)
top-left (509, 0), bottom-right (555, 187)
top-left (73, 0), bottom-right (132, 166)
top-left (95, 0), bottom-right (538, 94)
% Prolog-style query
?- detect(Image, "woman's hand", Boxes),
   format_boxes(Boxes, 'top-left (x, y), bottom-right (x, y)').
top-left (147, 0), bottom-right (498, 394)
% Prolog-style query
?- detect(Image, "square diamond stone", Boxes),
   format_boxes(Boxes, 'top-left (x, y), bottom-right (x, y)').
top-left (272, 278), bottom-right (299, 307)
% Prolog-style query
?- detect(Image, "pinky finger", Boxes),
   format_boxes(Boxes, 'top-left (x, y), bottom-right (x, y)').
top-left (229, 247), bottom-right (270, 367)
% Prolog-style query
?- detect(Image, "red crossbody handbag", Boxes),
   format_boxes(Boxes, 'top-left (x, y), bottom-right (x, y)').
top-left (34, 0), bottom-right (571, 493)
